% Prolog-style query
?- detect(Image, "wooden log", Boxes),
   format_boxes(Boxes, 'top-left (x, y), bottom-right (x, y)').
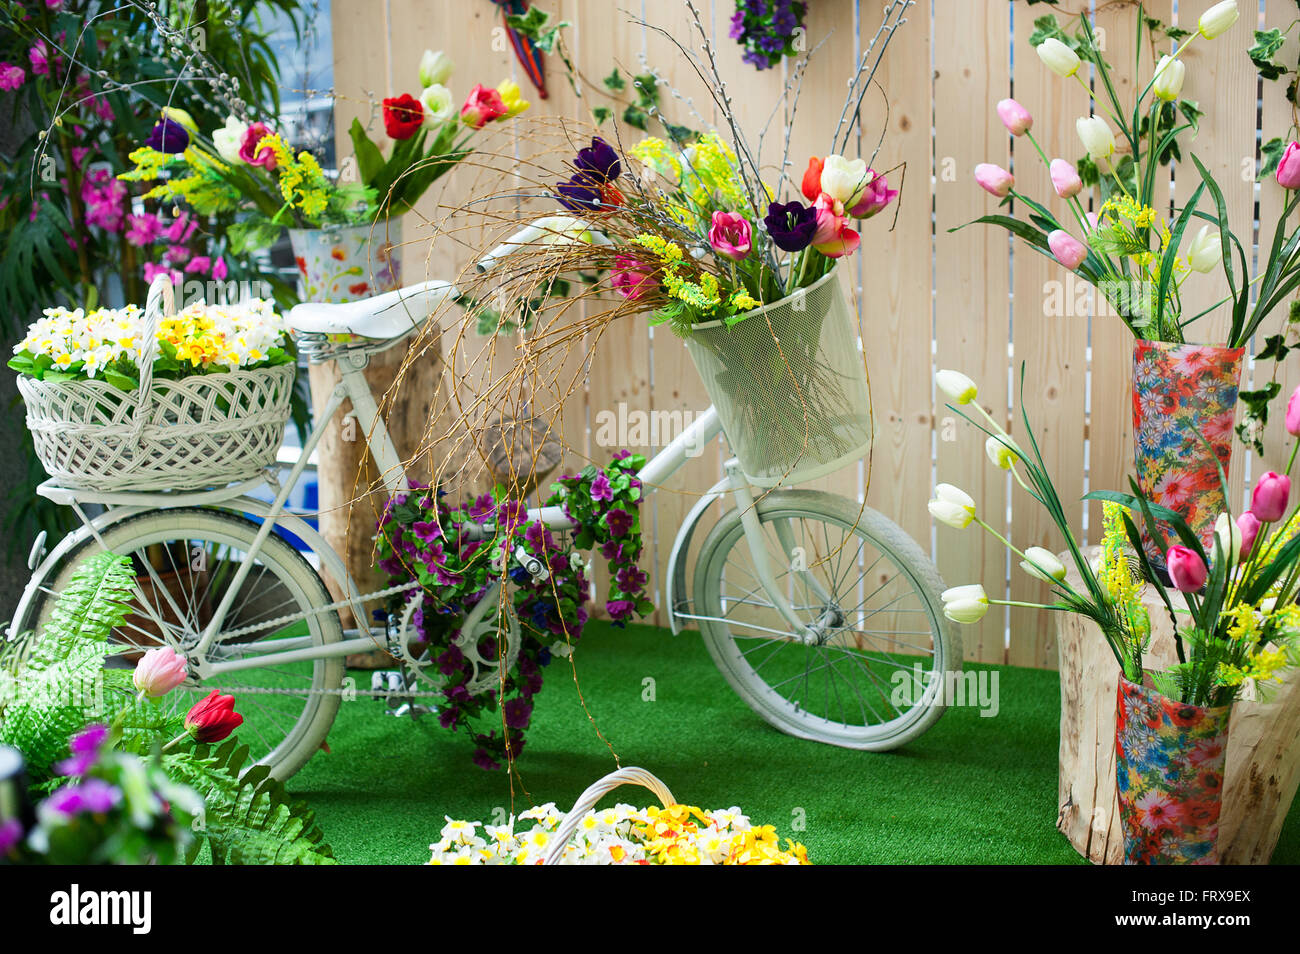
top-left (1056, 549), bottom-right (1300, 864)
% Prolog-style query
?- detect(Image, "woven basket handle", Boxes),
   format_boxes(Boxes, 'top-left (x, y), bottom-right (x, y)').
top-left (130, 275), bottom-right (176, 443)
top-left (541, 766), bottom-right (676, 865)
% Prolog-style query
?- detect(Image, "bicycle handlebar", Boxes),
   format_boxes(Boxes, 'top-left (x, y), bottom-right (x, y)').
top-left (475, 216), bottom-right (609, 274)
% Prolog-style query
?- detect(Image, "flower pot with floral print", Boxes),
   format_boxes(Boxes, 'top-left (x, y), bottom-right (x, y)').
top-left (1114, 676), bottom-right (1231, 864)
top-left (1130, 340), bottom-right (1244, 566)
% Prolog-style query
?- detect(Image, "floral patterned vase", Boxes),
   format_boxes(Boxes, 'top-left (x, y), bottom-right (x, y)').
top-left (288, 222), bottom-right (402, 306)
top-left (1131, 340), bottom-right (1244, 564)
top-left (1114, 677), bottom-right (1231, 865)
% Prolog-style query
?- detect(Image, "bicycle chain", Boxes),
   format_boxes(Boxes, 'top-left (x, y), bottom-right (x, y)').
top-left (202, 682), bottom-right (447, 698)
top-left (214, 579), bottom-right (422, 641)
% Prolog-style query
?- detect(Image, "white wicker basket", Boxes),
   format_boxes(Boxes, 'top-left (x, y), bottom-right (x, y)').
top-left (17, 277), bottom-right (295, 493)
top-left (542, 767), bottom-right (676, 866)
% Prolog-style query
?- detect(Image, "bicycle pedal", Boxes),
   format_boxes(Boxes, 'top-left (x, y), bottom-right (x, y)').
top-left (385, 702), bottom-right (434, 720)
top-left (370, 670), bottom-right (406, 695)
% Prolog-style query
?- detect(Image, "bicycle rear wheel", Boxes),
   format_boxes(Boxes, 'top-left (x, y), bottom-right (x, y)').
top-left (692, 491), bottom-right (958, 749)
top-left (15, 508), bottom-right (344, 780)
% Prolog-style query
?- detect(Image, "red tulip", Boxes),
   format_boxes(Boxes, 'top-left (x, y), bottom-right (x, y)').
top-left (184, 690), bottom-right (243, 743)
top-left (382, 93), bottom-right (424, 140)
top-left (460, 84), bottom-right (506, 129)
top-left (1166, 545), bottom-right (1207, 593)
top-left (801, 156), bottom-right (823, 201)
top-left (1250, 471), bottom-right (1291, 523)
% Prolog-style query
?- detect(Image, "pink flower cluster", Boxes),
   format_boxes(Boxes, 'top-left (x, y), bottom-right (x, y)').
top-left (80, 167), bottom-right (126, 232)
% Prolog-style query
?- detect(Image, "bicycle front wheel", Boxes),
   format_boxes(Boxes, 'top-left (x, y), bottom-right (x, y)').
top-left (692, 491), bottom-right (959, 749)
top-left (17, 508), bottom-right (344, 780)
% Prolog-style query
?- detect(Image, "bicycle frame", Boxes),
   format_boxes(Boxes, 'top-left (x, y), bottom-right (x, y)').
top-left (32, 323), bottom-right (822, 680)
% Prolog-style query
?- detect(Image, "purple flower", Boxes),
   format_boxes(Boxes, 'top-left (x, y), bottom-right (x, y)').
top-left (590, 472), bottom-right (614, 502)
top-left (504, 697), bottom-right (534, 729)
top-left (468, 494), bottom-right (496, 522)
top-left (600, 540), bottom-right (626, 563)
top-left (0, 818), bottom-right (21, 855)
top-left (555, 175), bottom-right (604, 213)
top-left (472, 748), bottom-right (502, 771)
top-left (607, 599), bottom-right (635, 620)
top-left (413, 520), bottom-right (443, 544)
top-left (524, 521), bottom-right (553, 552)
top-left (616, 565), bottom-right (648, 593)
top-left (574, 137), bottom-right (621, 183)
top-left (605, 507), bottom-right (633, 538)
top-left (437, 644), bottom-right (465, 675)
top-left (379, 556), bottom-right (406, 577)
top-left (54, 723), bottom-right (109, 777)
top-left (45, 778), bottom-right (120, 816)
top-left (764, 199), bottom-right (818, 251)
top-left (438, 707), bottom-right (460, 729)
top-left (728, 10), bottom-right (746, 39)
top-left (145, 118), bottom-right (190, 154)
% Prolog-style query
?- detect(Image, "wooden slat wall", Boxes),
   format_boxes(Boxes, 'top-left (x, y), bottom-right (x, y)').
top-left (332, 0), bottom-right (1285, 669)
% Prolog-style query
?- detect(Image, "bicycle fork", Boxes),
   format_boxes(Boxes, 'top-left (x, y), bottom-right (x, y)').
top-left (726, 461), bottom-right (839, 646)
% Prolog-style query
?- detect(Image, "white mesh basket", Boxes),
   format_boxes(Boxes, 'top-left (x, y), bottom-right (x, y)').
top-left (684, 267), bottom-right (871, 486)
top-left (17, 277), bottom-right (294, 493)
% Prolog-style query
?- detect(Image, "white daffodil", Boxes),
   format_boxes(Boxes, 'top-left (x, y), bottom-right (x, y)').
top-left (936, 369), bottom-right (978, 405)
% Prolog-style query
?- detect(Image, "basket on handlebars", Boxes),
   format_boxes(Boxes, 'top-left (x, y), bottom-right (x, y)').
top-left (683, 266), bottom-right (872, 486)
top-left (16, 278), bottom-right (295, 493)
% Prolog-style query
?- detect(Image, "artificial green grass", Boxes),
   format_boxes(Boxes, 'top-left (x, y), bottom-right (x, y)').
top-left (291, 620), bottom-right (1300, 865)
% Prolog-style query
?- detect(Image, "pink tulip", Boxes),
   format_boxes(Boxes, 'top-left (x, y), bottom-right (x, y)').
top-left (1237, 512), bottom-right (1261, 558)
top-left (1048, 229), bottom-right (1088, 270)
top-left (1166, 545), bottom-right (1207, 593)
top-left (1085, 211), bottom-right (1100, 232)
top-left (238, 122), bottom-right (277, 169)
top-left (1286, 383), bottom-right (1300, 437)
top-left (812, 220), bottom-right (861, 258)
top-left (1050, 158), bottom-right (1082, 198)
top-left (1251, 471), bottom-right (1291, 523)
top-left (133, 646), bottom-right (187, 697)
top-left (1277, 141), bottom-right (1300, 190)
top-left (996, 98), bottom-right (1033, 136)
top-left (974, 163), bottom-right (1014, 198)
top-left (708, 211), bottom-right (752, 261)
top-left (847, 171), bottom-right (897, 218)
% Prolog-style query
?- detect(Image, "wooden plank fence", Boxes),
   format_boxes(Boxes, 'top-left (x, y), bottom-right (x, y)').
top-left (331, 0), bottom-right (1299, 668)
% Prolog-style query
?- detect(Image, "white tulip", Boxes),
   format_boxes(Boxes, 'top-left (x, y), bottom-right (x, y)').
top-left (419, 84), bottom-right (455, 126)
top-left (1213, 512), bottom-right (1242, 565)
top-left (929, 484), bottom-right (976, 529)
top-left (1037, 38), bottom-right (1081, 78)
top-left (1020, 546), bottom-right (1067, 583)
top-left (212, 115), bottom-right (247, 164)
top-left (819, 155), bottom-right (870, 207)
top-left (1151, 55), bottom-right (1185, 102)
top-left (1187, 225), bottom-right (1221, 274)
top-left (936, 369), bottom-right (977, 405)
top-left (419, 49), bottom-right (454, 88)
top-left (1076, 116), bottom-right (1116, 161)
top-left (1198, 1), bottom-right (1239, 40)
top-left (941, 584), bottom-right (990, 624)
top-left (985, 435), bottom-right (1020, 470)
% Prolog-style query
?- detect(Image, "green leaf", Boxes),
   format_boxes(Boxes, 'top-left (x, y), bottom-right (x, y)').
top-left (348, 117), bottom-right (386, 188)
top-left (1260, 137), bottom-right (1289, 181)
top-left (591, 105), bottom-right (613, 125)
top-left (1250, 28), bottom-right (1288, 81)
top-left (602, 68), bottom-right (626, 92)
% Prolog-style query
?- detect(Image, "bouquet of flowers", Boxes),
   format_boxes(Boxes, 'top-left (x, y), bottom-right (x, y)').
top-left (428, 801), bottom-right (810, 865)
top-left (930, 368), bottom-right (1300, 709)
top-left (9, 298), bottom-right (292, 390)
top-left (963, 0), bottom-right (1300, 355)
top-left (119, 50), bottom-right (529, 253)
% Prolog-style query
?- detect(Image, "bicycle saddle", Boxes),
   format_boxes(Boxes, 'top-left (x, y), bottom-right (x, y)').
top-left (287, 280), bottom-right (457, 339)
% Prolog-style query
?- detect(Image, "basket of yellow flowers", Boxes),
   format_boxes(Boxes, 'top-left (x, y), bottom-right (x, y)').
top-left (426, 767), bottom-right (811, 865)
top-left (12, 276), bottom-right (295, 492)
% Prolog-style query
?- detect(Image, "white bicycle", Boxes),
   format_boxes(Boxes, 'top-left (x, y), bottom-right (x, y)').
top-left (8, 259), bottom-right (959, 780)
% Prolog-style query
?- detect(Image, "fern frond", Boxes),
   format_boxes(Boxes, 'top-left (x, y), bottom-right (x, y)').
top-left (165, 739), bottom-right (336, 865)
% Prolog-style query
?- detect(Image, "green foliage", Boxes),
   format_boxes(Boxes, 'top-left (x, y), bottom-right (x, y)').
top-left (1251, 28), bottom-right (1289, 81)
top-left (0, 553), bottom-right (136, 772)
top-left (0, 550), bottom-right (335, 864)
top-left (1260, 137), bottom-right (1289, 181)
top-left (504, 6), bottom-right (572, 54)
top-left (165, 739), bottom-right (335, 865)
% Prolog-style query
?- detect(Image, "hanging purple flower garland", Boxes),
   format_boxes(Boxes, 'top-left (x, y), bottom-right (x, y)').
top-left (375, 451), bottom-right (652, 769)
top-left (729, 0), bottom-right (808, 71)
